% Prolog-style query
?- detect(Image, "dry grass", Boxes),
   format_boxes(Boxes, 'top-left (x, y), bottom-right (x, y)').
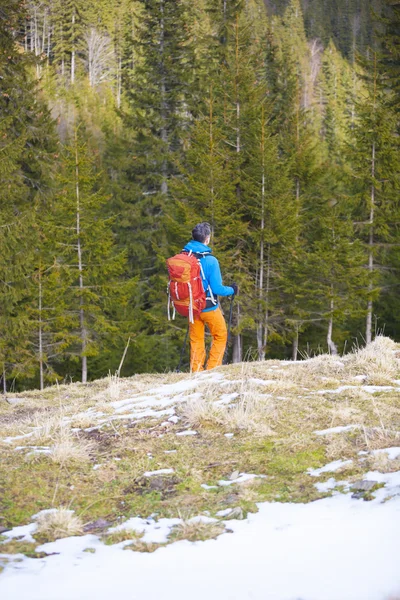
top-left (103, 529), bottom-right (144, 545)
top-left (29, 413), bottom-right (66, 445)
top-left (180, 388), bottom-right (276, 436)
top-left (125, 541), bottom-right (164, 553)
top-left (107, 372), bottom-right (121, 401)
top-left (50, 430), bottom-right (94, 465)
top-left (179, 397), bottom-right (223, 428)
top-left (223, 395), bottom-right (276, 435)
top-left (368, 452), bottom-right (400, 473)
top-left (238, 477), bottom-right (265, 502)
top-left (358, 426), bottom-right (400, 452)
top-left (329, 405), bottom-right (365, 426)
top-left (35, 508), bottom-right (83, 541)
top-left (169, 519), bottom-right (225, 542)
top-left (346, 336), bottom-right (399, 380)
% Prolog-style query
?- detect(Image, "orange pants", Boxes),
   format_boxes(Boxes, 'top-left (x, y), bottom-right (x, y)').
top-left (189, 307), bottom-right (227, 372)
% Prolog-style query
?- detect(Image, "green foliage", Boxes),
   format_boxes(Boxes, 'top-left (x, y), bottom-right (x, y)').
top-left (1, 0), bottom-right (400, 387)
top-left (50, 128), bottom-right (133, 382)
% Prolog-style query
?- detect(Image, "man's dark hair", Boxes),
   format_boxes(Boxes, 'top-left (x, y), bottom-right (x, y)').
top-left (192, 222), bottom-right (211, 243)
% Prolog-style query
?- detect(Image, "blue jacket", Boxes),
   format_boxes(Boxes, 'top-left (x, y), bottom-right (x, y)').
top-left (183, 240), bottom-right (234, 312)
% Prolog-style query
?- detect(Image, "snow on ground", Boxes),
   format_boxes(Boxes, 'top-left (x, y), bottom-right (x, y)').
top-left (1, 371), bottom-right (223, 444)
top-left (109, 516), bottom-right (182, 544)
top-left (143, 469), bottom-right (175, 477)
top-left (316, 384), bottom-right (400, 395)
top-left (308, 459), bottom-right (353, 476)
top-left (2, 347), bottom-right (400, 599)
top-left (1, 482), bottom-right (399, 600)
top-left (372, 447), bottom-right (400, 460)
top-left (314, 424), bottom-right (361, 436)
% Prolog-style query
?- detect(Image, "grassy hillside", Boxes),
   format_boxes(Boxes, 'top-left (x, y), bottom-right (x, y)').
top-left (1, 337), bottom-right (400, 564)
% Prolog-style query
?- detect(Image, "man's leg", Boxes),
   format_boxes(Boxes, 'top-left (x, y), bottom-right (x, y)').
top-left (203, 307), bottom-right (228, 370)
top-left (189, 316), bottom-right (206, 372)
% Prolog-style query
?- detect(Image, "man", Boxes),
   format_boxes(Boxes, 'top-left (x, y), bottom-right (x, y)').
top-left (183, 222), bottom-right (237, 372)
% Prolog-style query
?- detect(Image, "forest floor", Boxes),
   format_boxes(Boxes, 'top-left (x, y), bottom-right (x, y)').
top-left (0, 337), bottom-right (400, 600)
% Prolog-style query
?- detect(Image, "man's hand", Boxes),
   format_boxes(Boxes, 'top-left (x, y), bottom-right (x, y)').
top-left (231, 283), bottom-right (238, 296)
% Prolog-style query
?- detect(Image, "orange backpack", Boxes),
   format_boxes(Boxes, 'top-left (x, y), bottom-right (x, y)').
top-left (166, 251), bottom-right (207, 323)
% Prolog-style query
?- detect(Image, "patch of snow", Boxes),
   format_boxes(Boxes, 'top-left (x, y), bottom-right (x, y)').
top-left (314, 424), bottom-right (360, 436)
top-left (31, 509), bottom-right (58, 520)
top-left (362, 470), bottom-right (400, 501)
top-left (316, 385), bottom-right (356, 395)
top-left (187, 516), bottom-right (217, 524)
top-left (36, 534), bottom-right (99, 556)
top-left (3, 489), bottom-right (400, 600)
top-left (93, 464), bottom-right (103, 471)
top-left (224, 433), bottom-right (234, 438)
top-left (218, 473), bottom-right (263, 486)
top-left (216, 508), bottom-right (233, 517)
top-left (111, 407), bottom-right (175, 420)
top-left (109, 516), bottom-right (182, 544)
top-left (164, 450), bottom-right (177, 454)
top-left (314, 478), bottom-right (349, 493)
top-left (14, 445), bottom-right (51, 455)
top-left (168, 415), bottom-right (180, 424)
top-left (316, 384), bottom-right (399, 396)
top-left (308, 459), bottom-right (353, 477)
top-left (1, 523), bottom-right (37, 543)
top-left (201, 484), bottom-right (218, 490)
top-left (143, 469), bottom-right (174, 477)
top-left (150, 379), bottom-right (206, 397)
top-left (249, 378), bottom-right (276, 386)
top-left (215, 393), bottom-right (238, 405)
top-left (176, 430), bottom-right (198, 437)
top-left (362, 385), bottom-right (398, 394)
top-left (372, 447), bottom-right (400, 460)
top-left (3, 431), bottom-right (36, 444)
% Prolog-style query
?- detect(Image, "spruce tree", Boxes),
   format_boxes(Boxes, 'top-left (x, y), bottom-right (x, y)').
top-left (0, 0), bottom-right (56, 391)
top-left (52, 127), bottom-right (131, 383)
top-left (348, 49), bottom-right (400, 343)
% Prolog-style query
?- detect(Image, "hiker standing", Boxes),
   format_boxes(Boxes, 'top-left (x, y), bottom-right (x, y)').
top-left (167, 222), bottom-right (237, 372)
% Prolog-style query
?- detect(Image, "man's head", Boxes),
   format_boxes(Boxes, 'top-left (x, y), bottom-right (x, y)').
top-left (192, 222), bottom-right (211, 245)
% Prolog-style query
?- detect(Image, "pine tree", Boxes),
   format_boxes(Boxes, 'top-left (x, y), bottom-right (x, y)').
top-left (348, 49), bottom-right (400, 343)
top-left (52, 0), bottom-right (87, 83)
top-left (0, 0), bottom-right (56, 392)
top-left (319, 41), bottom-right (358, 158)
top-left (52, 127), bottom-right (131, 383)
top-left (380, 1), bottom-right (400, 112)
top-left (244, 104), bottom-right (297, 360)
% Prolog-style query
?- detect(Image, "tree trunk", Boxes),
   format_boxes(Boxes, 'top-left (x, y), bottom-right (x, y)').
top-left (2, 364), bottom-right (6, 395)
top-left (232, 15), bottom-right (242, 360)
top-left (257, 106), bottom-right (266, 361)
top-left (327, 298), bottom-right (338, 355)
top-left (366, 141), bottom-right (375, 345)
top-left (71, 8), bottom-right (76, 85)
top-left (160, 0), bottom-right (168, 196)
top-left (116, 56), bottom-right (122, 109)
top-left (209, 86), bottom-right (215, 235)
top-left (292, 326), bottom-right (299, 361)
top-left (38, 266), bottom-right (44, 391)
top-left (75, 129), bottom-right (87, 383)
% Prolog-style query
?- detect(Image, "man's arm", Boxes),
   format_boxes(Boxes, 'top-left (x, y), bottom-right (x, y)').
top-left (206, 256), bottom-right (234, 297)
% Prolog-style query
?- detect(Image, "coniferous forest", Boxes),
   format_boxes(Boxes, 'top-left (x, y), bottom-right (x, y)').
top-left (1, 0), bottom-right (399, 391)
